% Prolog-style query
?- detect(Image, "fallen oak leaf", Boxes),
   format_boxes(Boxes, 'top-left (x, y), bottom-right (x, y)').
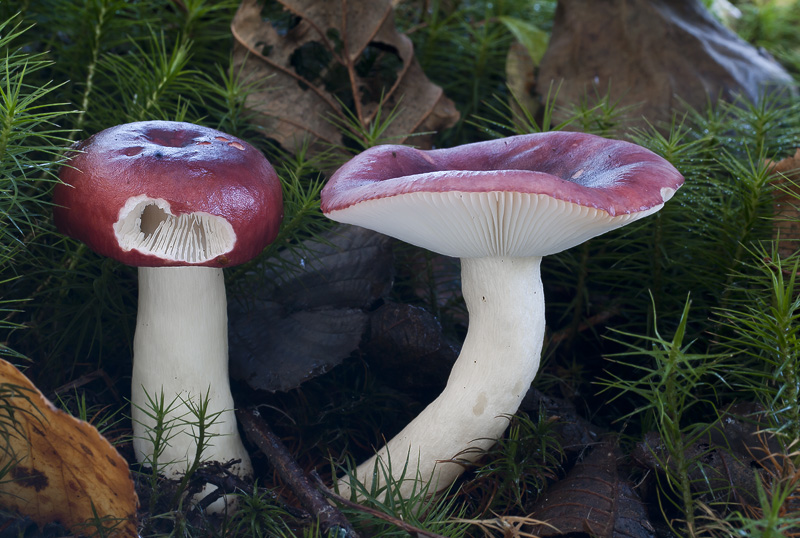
top-left (230, 0), bottom-right (459, 157)
top-left (0, 359), bottom-right (138, 537)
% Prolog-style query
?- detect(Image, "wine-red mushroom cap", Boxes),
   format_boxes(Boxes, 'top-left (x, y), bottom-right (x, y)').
top-left (321, 132), bottom-right (684, 258)
top-left (54, 121), bottom-right (283, 267)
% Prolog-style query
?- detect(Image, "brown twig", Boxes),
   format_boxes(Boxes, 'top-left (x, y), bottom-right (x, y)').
top-left (49, 368), bottom-right (121, 402)
top-left (189, 459), bottom-right (251, 513)
top-left (548, 307), bottom-right (620, 345)
top-left (236, 407), bottom-right (359, 538)
top-left (311, 473), bottom-right (451, 538)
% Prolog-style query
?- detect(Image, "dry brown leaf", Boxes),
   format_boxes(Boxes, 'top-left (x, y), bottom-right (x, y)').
top-left (632, 403), bottom-right (784, 510)
top-left (229, 225), bottom-right (393, 392)
top-left (0, 359), bottom-right (137, 537)
top-left (231, 0), bottom-right (459, 156)
top-left (528, 439), bottom-right (655, 538)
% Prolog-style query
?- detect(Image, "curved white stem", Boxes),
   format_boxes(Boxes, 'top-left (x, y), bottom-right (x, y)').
top-left (131, 266), bottom-right (252, 482)
top-left (340, 256), bottom-right (545, 498)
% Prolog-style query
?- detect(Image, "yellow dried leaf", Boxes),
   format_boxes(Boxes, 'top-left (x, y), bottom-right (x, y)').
top-left (0, 359), bottom-right (138, 537)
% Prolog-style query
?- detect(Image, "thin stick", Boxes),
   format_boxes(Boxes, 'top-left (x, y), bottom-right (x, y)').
top-left (311, 473), bottom-right (451, 538)
top-left (236, 407), bottom-right (359, 537)
top-left (548, 307), bottom-right (620, 345)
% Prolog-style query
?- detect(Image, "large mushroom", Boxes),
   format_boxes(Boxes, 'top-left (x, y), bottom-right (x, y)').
top-left (321, 131), bottom-right (684, 497)
top-left (53, 121), bottom-right (283, 502)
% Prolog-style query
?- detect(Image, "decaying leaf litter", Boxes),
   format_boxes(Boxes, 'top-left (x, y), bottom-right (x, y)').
top-left (230, 0), bottom-right (459, 158)
top-left (1, 0), bottom-right (800, 536)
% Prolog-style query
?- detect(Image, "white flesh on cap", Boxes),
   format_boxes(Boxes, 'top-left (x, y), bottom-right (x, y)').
top-left (131, 266), bottom-right (253, 482)
top-left (114, 195), bottom-right (236, 263)
top-left (330, 189), bottom-right (672, 498)
top-left (339, 255), bottom-right (544, 499)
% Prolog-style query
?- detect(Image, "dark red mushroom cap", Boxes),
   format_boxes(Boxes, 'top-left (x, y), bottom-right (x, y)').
top-left (54, 121), bottom-right (283, 267)
top-left (321, 132), bottom-right (684, 258)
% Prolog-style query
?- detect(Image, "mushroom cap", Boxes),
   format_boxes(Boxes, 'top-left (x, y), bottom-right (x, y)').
top-left (321, 132), bottom-right (684, 258)
top-left (54, 121), bottom-right (283, 267)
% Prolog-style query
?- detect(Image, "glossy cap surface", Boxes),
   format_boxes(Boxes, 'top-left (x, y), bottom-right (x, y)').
top-left (54, 121), bottom-right (283, 267)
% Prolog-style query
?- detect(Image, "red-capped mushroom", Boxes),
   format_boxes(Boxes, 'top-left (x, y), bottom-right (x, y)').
top-left (321, 131), bottom-right (684, 497)
top-left (54, 121), bottom-right (283, 508)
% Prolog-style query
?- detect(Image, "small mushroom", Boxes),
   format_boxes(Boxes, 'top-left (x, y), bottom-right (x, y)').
top-left (53, 121), bottom-right (283, 506)
top-left (321, 131), bottom-right (684, 497)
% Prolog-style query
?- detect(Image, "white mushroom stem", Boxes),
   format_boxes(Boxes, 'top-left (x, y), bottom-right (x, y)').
top-left (340, 255), bottom-right (545, 498)
top-left (131, 266), bottom-right (252, 481)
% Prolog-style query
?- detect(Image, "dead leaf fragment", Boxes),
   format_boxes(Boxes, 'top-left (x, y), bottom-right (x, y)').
top-left (229, 225), bottom-right (393, 392)
top-left (0, 359), bottom-right (137, 537)
top-left (363, 302), bottom-right (458, 394)
top-left (529, 439), bottom-right (654, 538)
top-left (767, 147), bottom-right (800, 259)
top-left (631, 403), bottom-right (783, 509)
top-left (231, 0), bottom-right (459, 156)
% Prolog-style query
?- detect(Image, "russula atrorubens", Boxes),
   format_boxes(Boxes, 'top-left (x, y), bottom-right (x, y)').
top-left (321, 131), bottom-right (684, 497)
top-left (54, 121), bottom-right (283, 506)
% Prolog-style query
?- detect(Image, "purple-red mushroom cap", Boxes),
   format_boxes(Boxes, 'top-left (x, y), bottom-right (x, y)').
top-left (54, 121), bottom-right (283, 268)
top-left (321, 132), bottom-right (684, 258)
